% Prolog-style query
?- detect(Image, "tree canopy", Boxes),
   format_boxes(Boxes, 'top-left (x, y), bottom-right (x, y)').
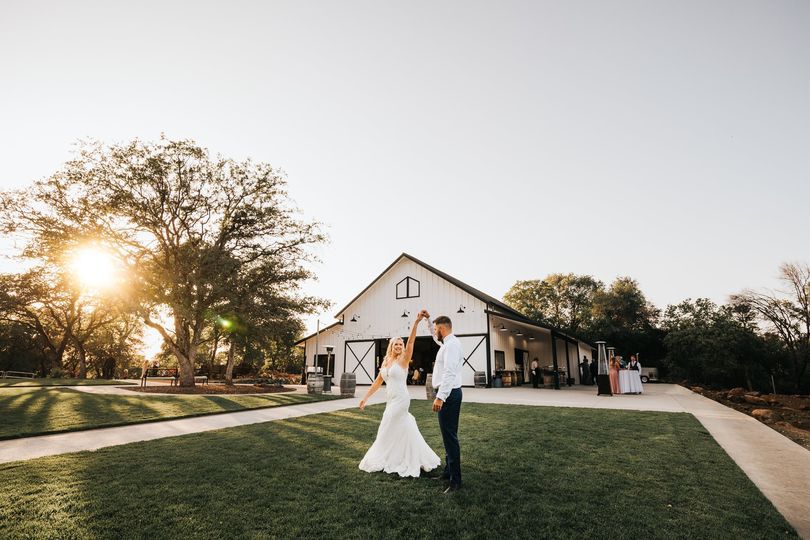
top-left (1, 137), bottom-right (327, 385)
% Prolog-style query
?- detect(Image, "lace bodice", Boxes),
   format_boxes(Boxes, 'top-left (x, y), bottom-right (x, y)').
top-left (380, 362), bottom-right (407, 383)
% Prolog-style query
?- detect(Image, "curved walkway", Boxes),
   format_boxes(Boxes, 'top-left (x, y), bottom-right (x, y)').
top-left (2, 383), bottom-right (808, 537)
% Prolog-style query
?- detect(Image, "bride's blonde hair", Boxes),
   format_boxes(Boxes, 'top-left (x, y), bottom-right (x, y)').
top-left (384, 337), bottom-right (405, 363)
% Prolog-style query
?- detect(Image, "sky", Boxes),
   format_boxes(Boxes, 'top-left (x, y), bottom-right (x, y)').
top-left (1, 0), bottom-right (809, 338)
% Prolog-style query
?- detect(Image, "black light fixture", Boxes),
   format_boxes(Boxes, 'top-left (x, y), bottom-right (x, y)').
top-left (350, 314), bottom-right (359, 322)
top-left (457, 305), bottom-right (466, 314)
top-left (528, 335), bottom-right (536, 340)
top-left (401, 310), bottom-right (409, 318)
top-left (499, 324), bottom-right (508, 332)
top-left (516, 329), bottom-right (524, 336)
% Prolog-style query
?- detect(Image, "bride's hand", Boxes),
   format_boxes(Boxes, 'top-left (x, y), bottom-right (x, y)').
top-left (359, 399), bottom-right (366, 410)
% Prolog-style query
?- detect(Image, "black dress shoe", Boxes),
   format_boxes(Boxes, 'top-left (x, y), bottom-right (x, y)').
top-left (442, 484), bottom-right (461, 494)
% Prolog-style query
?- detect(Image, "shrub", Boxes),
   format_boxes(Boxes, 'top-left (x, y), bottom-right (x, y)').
top-left (48, 367), bottom-right (72, 378)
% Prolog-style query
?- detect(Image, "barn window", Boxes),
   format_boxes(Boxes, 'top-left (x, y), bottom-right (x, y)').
top-left (396, 276), bottom-right (420, 299)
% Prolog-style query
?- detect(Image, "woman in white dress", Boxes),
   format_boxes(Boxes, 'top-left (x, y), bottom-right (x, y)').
top-left (358, 311), bottom-right (441, 478)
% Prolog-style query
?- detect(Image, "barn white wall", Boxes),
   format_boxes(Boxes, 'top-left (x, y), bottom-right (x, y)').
top-left (303, 257), bottom-right (491, 385)
top-left (339, 258), bottom-right (489, 339)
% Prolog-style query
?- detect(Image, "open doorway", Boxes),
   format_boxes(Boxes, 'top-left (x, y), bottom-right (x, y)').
top-left (514, 348), bottom-right (529, 385)
top-left (409, 336), bottom-right (440, 384)
top-left (373, 336), bottom-right (439, 385)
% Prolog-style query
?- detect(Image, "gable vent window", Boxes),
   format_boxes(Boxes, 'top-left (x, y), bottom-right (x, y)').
top-left (396, 276), bottom-right (421, 299)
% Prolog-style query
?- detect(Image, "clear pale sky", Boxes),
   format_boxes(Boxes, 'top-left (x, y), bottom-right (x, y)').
top-left (2, 0), bottom-right (809, 337)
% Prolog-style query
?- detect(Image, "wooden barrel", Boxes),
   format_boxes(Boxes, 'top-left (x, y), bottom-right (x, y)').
top-left (307, 374), bottom-right (324, 395)
top-left (339, 373), bottom-right (356, 397)
top-left (503, 372), bottom-right (512, 387)
top-left (425, 374), bottom-right (436, 400)
top-left (474, 371), bottom-right (487, 388)
top-left (543, 374), bottom-right (553, 388)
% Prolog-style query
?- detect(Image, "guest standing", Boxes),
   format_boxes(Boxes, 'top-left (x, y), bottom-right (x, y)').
top-left (579, 356), bottom-right (590, 385)
top-left (609, 356), bottom-right (621, 394)
top-left (589, 358), bottom-right (598, 386)
top-left (530, 358), bottom-right (540, 388)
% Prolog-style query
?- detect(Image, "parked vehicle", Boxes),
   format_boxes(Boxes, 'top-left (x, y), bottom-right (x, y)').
top-left (640, 367), bottom-right (658, 384)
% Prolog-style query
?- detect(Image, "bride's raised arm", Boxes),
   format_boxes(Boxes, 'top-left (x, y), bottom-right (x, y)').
top-left (359, 371), bottom-right (385, 410)
top-left (402, 311), bottom-right (424, 366)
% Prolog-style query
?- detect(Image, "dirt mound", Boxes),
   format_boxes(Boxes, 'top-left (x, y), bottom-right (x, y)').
top-left (697, 386), bottom-right (810, 451)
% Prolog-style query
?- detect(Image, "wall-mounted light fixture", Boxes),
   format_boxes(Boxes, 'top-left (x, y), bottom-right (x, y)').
top-left (350, 314), bottom-right (359, 322)
top-left (499, 324), bottom-right (508, 332)
top-left (401, 310), bottom-right (410, 318)
top-left (457, 305), bottom-right (466, 314)
top-left (528, 335), bottom-right (536, 340)
top-left (516, 330), bottom-right (524, 336)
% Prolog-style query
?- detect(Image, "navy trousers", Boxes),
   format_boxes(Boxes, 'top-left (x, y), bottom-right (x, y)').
top-left (438, 387), bottom-right (462, 486)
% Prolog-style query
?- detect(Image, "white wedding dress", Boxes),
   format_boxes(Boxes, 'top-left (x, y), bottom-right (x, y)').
top-left (359, 362), bottom-right (441, 478)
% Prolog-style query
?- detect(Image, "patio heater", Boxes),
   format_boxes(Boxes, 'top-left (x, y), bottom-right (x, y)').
top-left (324, 346), bottom-right (334, 392)
top-left (596, 341), bottom-right (612, 396)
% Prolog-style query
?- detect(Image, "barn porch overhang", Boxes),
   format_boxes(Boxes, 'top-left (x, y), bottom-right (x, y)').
top-left (486, 311), bottom-right (589, 389)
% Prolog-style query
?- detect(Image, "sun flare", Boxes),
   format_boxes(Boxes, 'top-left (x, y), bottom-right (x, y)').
top-left (68, 246), bottom-right (119, 290)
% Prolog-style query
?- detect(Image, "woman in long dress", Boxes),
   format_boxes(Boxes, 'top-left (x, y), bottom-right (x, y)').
top-left (358, 311), bottom-right (441, 478)
top-left (609, 356), bottom-right (621, 394)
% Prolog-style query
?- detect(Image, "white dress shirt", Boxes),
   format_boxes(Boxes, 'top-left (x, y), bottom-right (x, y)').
top-left (430, 326), bottom-right (464, 401)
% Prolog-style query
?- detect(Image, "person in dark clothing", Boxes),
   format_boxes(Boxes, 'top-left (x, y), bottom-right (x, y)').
top-left (589, 359), bottom-right (598, 385)
top-left (530, 358), bottom-right (540, 388)
top-left (579, 356), bottom-right (590, 385)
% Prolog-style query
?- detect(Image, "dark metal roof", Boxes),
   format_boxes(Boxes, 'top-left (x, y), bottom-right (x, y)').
top-left (333, 252), bottom-right (526, 319)
top-left (294, 321), bottom-right (342, 346)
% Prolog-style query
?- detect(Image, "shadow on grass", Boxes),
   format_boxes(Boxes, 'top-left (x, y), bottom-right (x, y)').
top-left (0, 388), bottom-right (347, 440)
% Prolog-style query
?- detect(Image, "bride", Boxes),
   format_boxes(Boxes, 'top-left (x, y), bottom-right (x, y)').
top-left (358, 310), bottom-right (441, 477)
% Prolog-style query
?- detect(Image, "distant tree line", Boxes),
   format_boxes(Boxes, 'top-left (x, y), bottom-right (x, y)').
top-left (503, 264), bottom-right (810, 394)
top-left (0, 137), bottom-right (327, 385)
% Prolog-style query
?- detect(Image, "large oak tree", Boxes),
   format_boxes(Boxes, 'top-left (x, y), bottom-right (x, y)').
top-left (3, 137), bottom-right (326, 386)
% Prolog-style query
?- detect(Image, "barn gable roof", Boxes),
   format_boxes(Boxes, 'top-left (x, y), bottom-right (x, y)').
top-left (333, 253), bottom-right (525, 319)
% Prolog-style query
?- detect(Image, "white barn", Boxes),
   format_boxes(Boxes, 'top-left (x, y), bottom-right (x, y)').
top-left (296, 253), bottom-right (594, 388)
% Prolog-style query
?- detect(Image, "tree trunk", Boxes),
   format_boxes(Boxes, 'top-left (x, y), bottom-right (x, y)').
top-left (177, 347), bottom-right (197, 387)
top-left (175, 318), bottom-right (198, 387)
top-left (225, 340), bottom-right (236, 385)
top-left (76, 341), bottom-right (87, 379)
top-left (208, 332), bottom-right (219, 378)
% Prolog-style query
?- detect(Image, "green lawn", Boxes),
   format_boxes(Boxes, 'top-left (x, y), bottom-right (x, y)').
top-left (0, 378), bottom-right (135, 387)
top-left (0, 388), bottom-right (344, 439)
top-left (0, 403), bottom-right (796, 539)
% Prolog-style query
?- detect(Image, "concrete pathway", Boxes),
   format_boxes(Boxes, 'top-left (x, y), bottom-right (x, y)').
top-left (2, 383), bottom-right (808, 537)
top-left (68, 380), bottom-right (312, 396)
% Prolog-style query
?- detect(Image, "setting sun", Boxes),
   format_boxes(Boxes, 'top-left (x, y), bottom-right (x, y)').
top-left (67, 246), bottom-right (119, 290)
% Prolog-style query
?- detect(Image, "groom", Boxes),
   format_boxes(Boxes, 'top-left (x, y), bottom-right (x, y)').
top-left (422, 310), bottom-right (464, 494)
